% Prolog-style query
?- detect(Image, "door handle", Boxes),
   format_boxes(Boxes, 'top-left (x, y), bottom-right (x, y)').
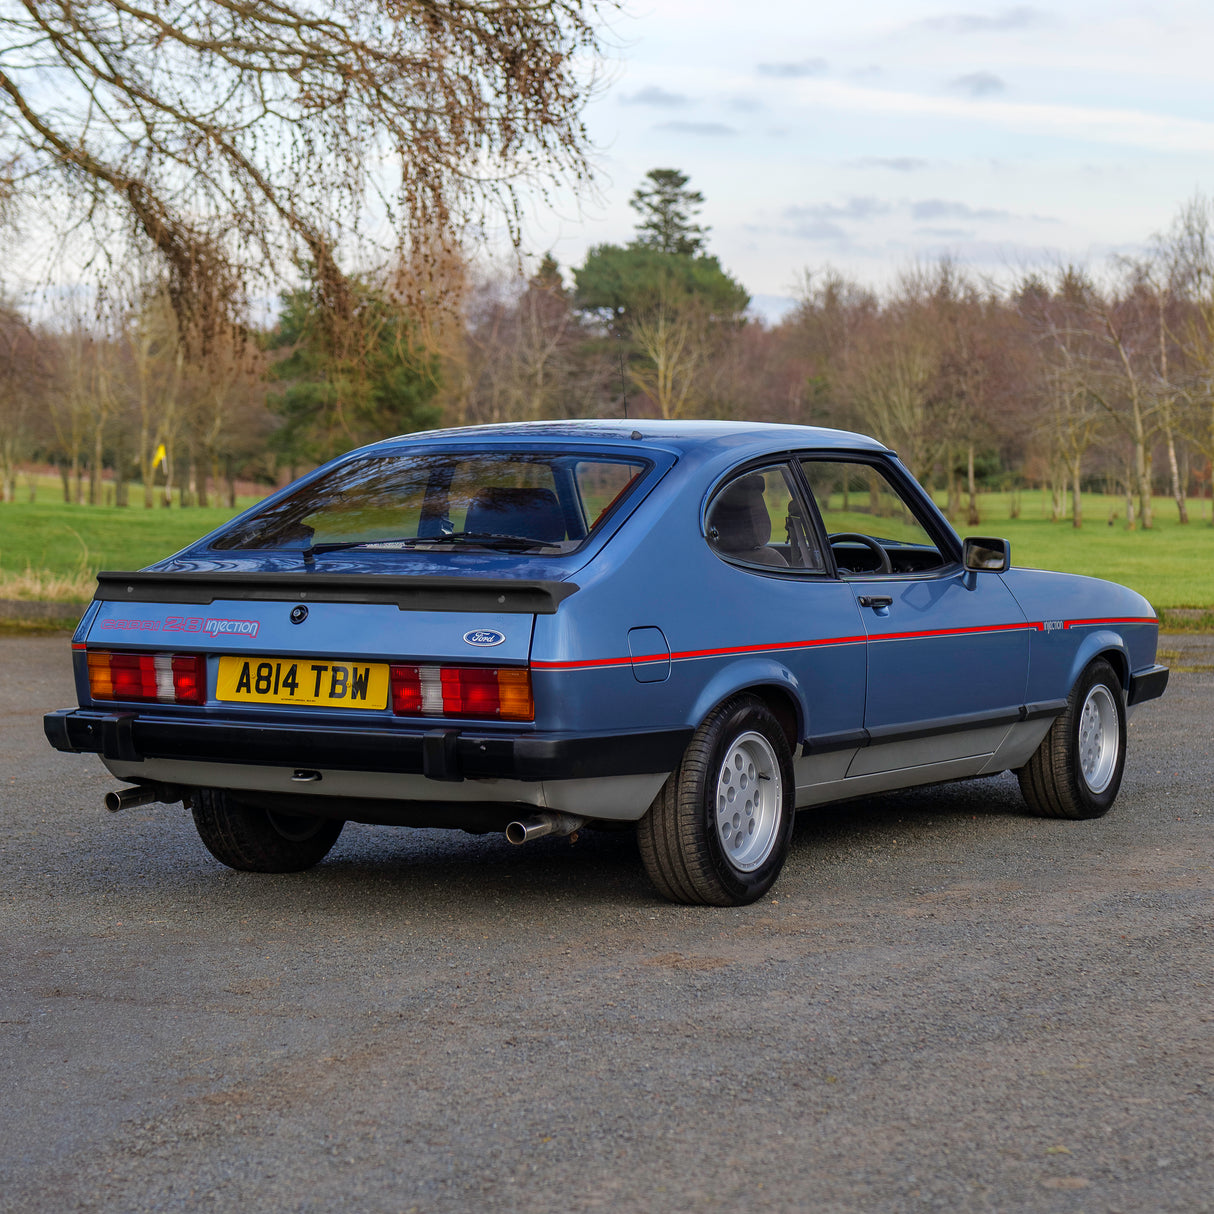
top-left (858, 595), bottom-right (893, 609)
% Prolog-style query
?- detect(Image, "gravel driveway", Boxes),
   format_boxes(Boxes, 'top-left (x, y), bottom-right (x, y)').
top-left (2, 634), bottom-right (1211, 1213)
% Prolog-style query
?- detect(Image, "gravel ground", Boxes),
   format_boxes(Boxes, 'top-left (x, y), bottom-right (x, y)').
top-left (1, 634), bottom-right (1211, 1214)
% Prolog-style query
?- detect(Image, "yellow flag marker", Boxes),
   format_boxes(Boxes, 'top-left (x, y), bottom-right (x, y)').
top-left (152, 442), bottom-right (167, 470)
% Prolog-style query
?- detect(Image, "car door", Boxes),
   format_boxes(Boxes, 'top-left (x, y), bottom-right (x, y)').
top-left (700, 460), bottom-right (869, 795)
top-left (799, 456), bottom-right (1030, 777)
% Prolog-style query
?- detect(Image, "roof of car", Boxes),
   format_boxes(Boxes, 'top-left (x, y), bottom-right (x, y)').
top-left (367, 419), bottom-right (892, 457)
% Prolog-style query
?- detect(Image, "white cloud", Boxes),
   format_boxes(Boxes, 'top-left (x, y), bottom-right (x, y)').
top-left (621, 86), bottom-right (691, 108)
top-left (910, 199), bottom-right (1009, 221)
top-left (949, 71), bottom-right (1006, 97)
top-left (916, 6), bottom-right (1048, 34)
top-left (788, 79), bottom-right (1214, 153)
top-left (653, 121), bottom-right (738, 136)
top-left (756, 58), bottom-right (829, 78)
top-left (848, 156), bottom-right (931, 171)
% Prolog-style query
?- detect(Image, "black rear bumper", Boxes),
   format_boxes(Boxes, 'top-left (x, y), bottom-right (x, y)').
top-left (44, 708), bottom-right (690, 783)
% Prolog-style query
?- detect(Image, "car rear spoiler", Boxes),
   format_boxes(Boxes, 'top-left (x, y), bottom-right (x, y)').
top-left (93, 571), bottom-right (579, 615)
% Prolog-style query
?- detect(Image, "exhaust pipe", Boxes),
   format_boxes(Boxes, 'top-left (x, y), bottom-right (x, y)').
top-left (104, 784), bottom-right (180, 813)
top-left (505, 812), bottom-right (588, 845)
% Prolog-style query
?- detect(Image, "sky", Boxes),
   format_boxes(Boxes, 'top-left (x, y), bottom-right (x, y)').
top-left (521, 0), bottom-right (1214, 319)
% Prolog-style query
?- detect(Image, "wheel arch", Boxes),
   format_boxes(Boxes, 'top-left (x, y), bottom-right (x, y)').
top-left (687, 659), bottom-right (806, 751)
top-left (1068, 630), bottom-right (1130, 694)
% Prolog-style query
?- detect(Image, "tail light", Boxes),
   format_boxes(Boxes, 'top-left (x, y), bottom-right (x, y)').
top-left (87, 651), bottom-right (206, 706)
top-left (390, 665), bottom-right (533, 721)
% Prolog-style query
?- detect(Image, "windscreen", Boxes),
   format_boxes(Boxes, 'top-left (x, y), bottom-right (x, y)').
top-left (211, 452), bottom-right (649, 554)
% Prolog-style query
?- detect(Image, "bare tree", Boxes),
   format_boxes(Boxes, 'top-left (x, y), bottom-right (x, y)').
top-left (1084, 273), bottom-right (1160, 530)
top-left (0, 300), bottom-right (49, 501)
top-left (628, 298), bottom-right (706, 419)
top-left (1154, 197), bottom-right (1214, 521)
top-left (0, 0), bottom-right (608, 335)
top-left (1018, 270), bottom-right (1105, 528)
top-left (837, 274), bottom-right (950, 486)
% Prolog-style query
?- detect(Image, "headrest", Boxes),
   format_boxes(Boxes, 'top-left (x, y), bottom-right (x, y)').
top-left (708, 474), bottom-right (772, 552)
top-left (465, 486), bottom-right (566, 543)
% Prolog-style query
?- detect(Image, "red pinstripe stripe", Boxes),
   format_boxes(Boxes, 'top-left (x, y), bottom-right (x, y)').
top-left (1064, 616), bottom-right (1156, 629)
top-left (532, 635), bottom-right (868, 670)
top-left (869, 621), bottom-right (1037, 642)
top-left (529, 614), bottom-right (1156, 672)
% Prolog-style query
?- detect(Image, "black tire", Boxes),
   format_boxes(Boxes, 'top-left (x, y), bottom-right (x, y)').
top-left (191, 788), bottom-right (344, 872)
top-left (1018, 659), bottom-right (1127, 820)
top-left (637, 695), bottom-right (795, 906)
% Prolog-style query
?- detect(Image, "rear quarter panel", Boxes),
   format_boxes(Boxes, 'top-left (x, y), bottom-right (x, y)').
top-left (530, 454), bottom-right (864, 743)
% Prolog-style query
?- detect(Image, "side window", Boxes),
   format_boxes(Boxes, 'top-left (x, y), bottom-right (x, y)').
top-left (801, 460), bottom-right (946, 576)
top-left (706, 464), bottom-right (825, 572)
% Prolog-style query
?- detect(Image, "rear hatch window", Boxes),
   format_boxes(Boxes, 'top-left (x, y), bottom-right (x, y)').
top-left (210, 453), bottom-right (649, 557)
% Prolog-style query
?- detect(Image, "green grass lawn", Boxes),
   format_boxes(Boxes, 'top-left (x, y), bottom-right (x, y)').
top-left (1, 484), bottom-right (1212, 610)
top-left (0, 475), bottom-right (269, 601)
top-left (938, 490), bottom-right (1214, 610)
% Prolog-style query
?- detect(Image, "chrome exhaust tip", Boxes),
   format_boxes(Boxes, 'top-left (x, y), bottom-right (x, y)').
top-left (505, 812), bottom-right (587, 845)
top-left (103, 784), bottom-right (180, 813)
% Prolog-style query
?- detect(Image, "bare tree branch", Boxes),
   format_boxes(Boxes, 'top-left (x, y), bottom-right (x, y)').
top-left (0, 0), bottom-right (608, 333)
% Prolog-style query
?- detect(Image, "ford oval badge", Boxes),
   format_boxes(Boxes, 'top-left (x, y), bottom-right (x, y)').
top-left (464, 629), bottom-right (506, 647)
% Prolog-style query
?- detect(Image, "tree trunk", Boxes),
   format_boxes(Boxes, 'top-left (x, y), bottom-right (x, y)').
top-left (1124, 476), bottom-right (1135, 531)
top-left (1164, 423), bottom-right (1187, 523)
top-left (142, 441), bottom-right (155, 508)
top-left (1133, 414), bottom-right (1152, 529)
top-left (1070, 457), bottom-right (1082, 529)
top-left (966, 443), bottom-right (980, 527)
top-left (59, 460), bottom-right (70, 502)
top-left (225, 455), bottom-right (237, 508)
top-left (89, 422), bottom-right (104, 505)
top-left (114, 437), bottom-right (128, 507)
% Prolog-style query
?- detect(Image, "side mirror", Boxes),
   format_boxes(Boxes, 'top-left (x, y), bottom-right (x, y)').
top-left (963, 536), bottom-right (1010, 573)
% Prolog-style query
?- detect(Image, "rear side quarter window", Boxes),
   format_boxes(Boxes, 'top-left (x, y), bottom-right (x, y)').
top-left (706, 464), bottom-right (824, 572)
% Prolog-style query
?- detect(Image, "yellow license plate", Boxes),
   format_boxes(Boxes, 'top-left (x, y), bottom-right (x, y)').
top-left (216, 656), bottom-right (389, 710)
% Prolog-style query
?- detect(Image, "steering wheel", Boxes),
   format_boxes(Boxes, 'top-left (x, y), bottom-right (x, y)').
top-left (828, 532), bottom-right (893, 575)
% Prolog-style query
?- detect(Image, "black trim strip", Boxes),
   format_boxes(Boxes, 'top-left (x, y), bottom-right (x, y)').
top-left (865, 707), bottom-right (1023, 745)
top-left (1128, 665), bottom-right (1169, 706)
top-left (802, 729), bottom-right (868, 755)
top-left (43, 708), bottom-right (690, 783)
top-left (93, 571), bottom-right (578, 615)
top-left (803, 702), bottom-right (1067, 756)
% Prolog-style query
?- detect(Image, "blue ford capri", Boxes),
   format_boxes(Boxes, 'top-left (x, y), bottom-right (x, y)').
top-left (45, 421), bottom-right (1169, 905)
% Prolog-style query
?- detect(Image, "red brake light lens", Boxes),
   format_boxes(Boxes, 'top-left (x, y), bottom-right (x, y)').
top-left (390, 665), bottom-right (533, 721)
top-left (87, 651), bottom-right (205, 705)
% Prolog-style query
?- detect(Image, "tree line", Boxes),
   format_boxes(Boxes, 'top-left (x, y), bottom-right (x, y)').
top-left (5, 174), bottom-right (1214, 530)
